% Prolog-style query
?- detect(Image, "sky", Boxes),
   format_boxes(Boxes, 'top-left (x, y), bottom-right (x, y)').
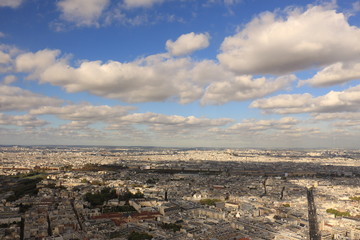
top-left (1, 0), bottom-right (360, 148)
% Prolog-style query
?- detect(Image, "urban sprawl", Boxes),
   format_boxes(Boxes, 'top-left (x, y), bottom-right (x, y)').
top-left (1, 146), bottom-right (360, 240)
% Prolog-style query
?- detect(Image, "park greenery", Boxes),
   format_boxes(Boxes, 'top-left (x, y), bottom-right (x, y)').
top-left (103, 205), bottom-right (136, 213)
top-left (85, 188), bottom-right (144, 207)
top-left (84, 187), bottom-right (117, 207)
top-left (146, 178), bottom-right (158, 184)
top-left (199, 198), bottom-right (221, 206)
top-left (6, 177), bottom-right (42, 202)
top-left (79, 163), bottom-right (127, 172)
top-left (118, 190), bottom-right (144, 201)
top-left (160, 222), bottom-right (182, 232)
top-left (127, 231), bottom-right (152, 240)
top-left (350, 196), bottom-right (360, 201)
top-left (326, 208), bottom-right (351, 217)
top-left (60, 165), bottom-right (73, 171)
top-left (14, 171), bottom-right (47, 179)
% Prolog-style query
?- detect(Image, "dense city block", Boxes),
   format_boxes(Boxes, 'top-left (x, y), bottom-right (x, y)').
top-left (1, 146), bottom-right (360, 240)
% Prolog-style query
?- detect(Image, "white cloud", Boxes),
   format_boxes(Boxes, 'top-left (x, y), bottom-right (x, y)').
top-left (0, 50), bottom-right (11, 64)
top-left (123, 0), bottom-right (163, 9)
top-left (2, 75), bottom-right (17, 84)
top-left (332, 120), bottom-right (360, 128)
top-left (15, 48), bottom-right (291, 105)
top-left (0, 113), bottom-right (48, 127)
top-left (117, 112), bottom-right (232, 126)
top-left (278, 127), bottom-right (321, 138)
top-left (313, 112), bottom-right (360, 121)
top-left (201, 74), bottom-right (295, 105)
top-left (166, 32), bottom-right (210, 56)
top-left (251, 85), bottom-right (360, 114)
top-left (209, 117), bottom-right (310, 144)
top-left (228, 117), bottom-right (299, 132)
top-left (0, 0), bottom-right (23, 8)
top-left (30, 104), bottom-right (133, 121)
top-left (108, 112), bottom-right (233, 136)
top-left (15, 49), bottom-right (62, 75)
top-left (218, 5), bottom-right (360, 75)
top-left (59, 121), bottom-right (92, 130)
top-left (0, 32), bottom-right (4, 38)
top-left (0, 45), bottom-right (20, 73)
top-left (0, 85), bottom-right (63, 111)
top-left (15, 50), bottom-right (206, 103)
top-left (57, 0), bottom-right (110, 27)
top-left (300, 62), bottom-right (360, 87)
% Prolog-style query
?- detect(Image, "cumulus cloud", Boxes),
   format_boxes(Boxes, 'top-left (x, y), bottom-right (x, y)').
top-left (0, 0), bottom-right (23, 8)
top-left (300, 62), bottom-right (360, 87)
top-left (30, 104), bottom-right (134, 121)
top-left (0, 54), bottom-right (13, 73)
top-left (57, 0), bottom-right (110, 27)
top-left (166, 32), bottom-right (210, 56)
top-left (332, 120), bottom-right (360, 128)
top-left (15, 49), bottom-right (63, 76)
top-left (251, 85), bottom-right (360, 114)
top-left (277, 127), bottom-right (321, 137)
top-left (218, 4), bottom-right (360, 75)
top-left (209, 117), bottom-right (306, 142)
top-left (0, 50), bottom-right (11, 64)
top-left (107, 112), bottom-right (233, 136)
top-left (117, 112), bottom-right (232, 126)
top-left (229, 117), bottom-right (299, 131)
top-left (15, 50), bottom-right (206, 103)
top-left (2, 75), bottom-right (17, 84)
top-left (0, 113), bottom-right (48, 127)
top-left (123, 0), bottom-right (163, 9)
top-left (228, 117), bottom-right (299, 131)
top-left (0, 44), bottom-right (19, 73)
top-left (0, 85), bottom-right (63, 111)
top-left (15, 48), bottom-right (291, 105)
top-left (201, 74), bottom-right (295, 105)
top-left (0, 44), bottom-right (20, 72)
top-left (310, 112), bottom-right (360, 132)
top-left (313, 112), bottom-right (360, 121)
top-left (59, 120), bottom-right (92, 130)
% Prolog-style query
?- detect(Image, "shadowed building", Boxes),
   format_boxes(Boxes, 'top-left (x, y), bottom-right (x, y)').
top-left (307, 187), bottom-right (320, 240)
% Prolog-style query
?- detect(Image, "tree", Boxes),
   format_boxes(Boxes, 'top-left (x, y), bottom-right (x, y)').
top-left (84, 187), bottom-right (117, 207)
top-left (127, 231), bottom-right (152, 240)
top-left (160, 223), bottom-right (181, 232)
top-left (326, 208), bottom-right (350, 217)
top-left (199, 199), bottom-right (221, 206)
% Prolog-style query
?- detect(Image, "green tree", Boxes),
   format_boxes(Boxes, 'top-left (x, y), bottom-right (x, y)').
top-left (350, 196), bottom-right (360, 201)
top-left (326, 208), bottom-right (351, 217)
top-left (160, 223), bottom-right (181, 232)
top-left (127, 231), bottom-right (152, 240)
top-left (199, 199), bottom-right (221, 206)
top-left (84, 187), bottom-right (117, 207)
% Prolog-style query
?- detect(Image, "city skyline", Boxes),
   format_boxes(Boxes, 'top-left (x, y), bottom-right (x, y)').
top-left (1, 0), bottom-right (360, 148)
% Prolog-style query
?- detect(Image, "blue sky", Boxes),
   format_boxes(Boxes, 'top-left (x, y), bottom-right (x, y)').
top-left (1, 0), bottom-right (360, 148)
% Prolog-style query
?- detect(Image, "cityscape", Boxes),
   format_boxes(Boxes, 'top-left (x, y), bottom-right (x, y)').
top-left (2, 0), bottom-right (360, 239)
top-left (1, 146), bottom-right (360, 239)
